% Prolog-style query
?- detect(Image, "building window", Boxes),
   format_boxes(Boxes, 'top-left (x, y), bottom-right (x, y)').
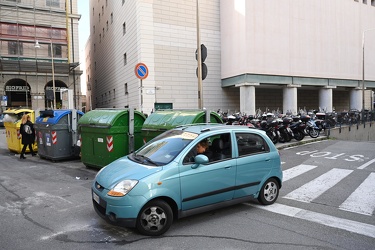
top-left (99, 13), bottom-right (101, 22)
top-left (94, 44), bottom-right (96, 52)
top-left (106, 21), bottom-right (109, 31)
top-left (46, 0), bottom-right (60, 7)
top-left (123, 22), bottom-right (126, 35)
top-left (50, 29), bottom-right (61, 39)
top-left (122, 0), bottom-right (125, 5)
top-left (103, 28), bottom-right (105, 37)
top-left (111, 13), bottom-right (113, 23)
top-left (363, 0), bottom-right (367, 4)
top-left (102, 6), bottom-right (104, 15)
top-left (123, 53), bottom-right (127, 65)
top-left (93, 25), bottom-right (95, 34)
top-left (106, 0), bottom-right (108, 7)
top-left (48, 44), bottom-right (62, 58)
top-left (113, 89), bottom-right (116, 99)
top-left (99, 34), bottom-right (101, 43)
top-left (8, 41), bottom-right (23, 55)
top-left (372, 0), bottom-right (375, 6)
top-left (125, 83), bottom-right (128, 95)
top-left (93, 8), bottom-right (94, 16)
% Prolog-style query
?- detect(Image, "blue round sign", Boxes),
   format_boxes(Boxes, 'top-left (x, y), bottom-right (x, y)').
top-left (135, 63), bottom-right (149, 80)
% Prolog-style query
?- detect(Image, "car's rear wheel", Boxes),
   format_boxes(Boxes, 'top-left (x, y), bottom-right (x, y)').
top-left (136, 199), bottom-right (173, 236)
top-left (258, 178), bottom-right (279, 205)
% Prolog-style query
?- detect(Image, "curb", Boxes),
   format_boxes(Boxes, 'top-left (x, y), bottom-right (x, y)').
top-left (276, 136), bottom-right (328, 150)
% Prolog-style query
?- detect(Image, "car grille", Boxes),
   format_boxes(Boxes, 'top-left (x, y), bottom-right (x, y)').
top-left (93, 199), bottom-right (106, 216)
top-left (93, 182), bottom-right (107, 216)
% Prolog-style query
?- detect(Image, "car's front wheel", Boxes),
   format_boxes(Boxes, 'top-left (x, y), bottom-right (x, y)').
top-left (258, 178), bottom-right (279, 205)
top-left (136, 199), bottom-right (173, 236)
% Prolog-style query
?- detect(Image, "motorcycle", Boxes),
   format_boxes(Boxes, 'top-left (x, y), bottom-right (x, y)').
top-left (259, 120), bottom-right (279, 144)
top-left (277, 117), bottom-right (294, 143)
top-left (301, 115), bottom-right (320, 138)
top-left (289, 116), bottom-right (305, 141)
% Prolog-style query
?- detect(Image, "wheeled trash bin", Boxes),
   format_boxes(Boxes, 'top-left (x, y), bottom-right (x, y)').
top-left (142, 109), bottom-right (223, 143)
top-left (3, 108), bottom-right (37, 154)
top-left (34, 109), bottom-right (84, 161)
top-left (78, 109), bottom-right (146, 169)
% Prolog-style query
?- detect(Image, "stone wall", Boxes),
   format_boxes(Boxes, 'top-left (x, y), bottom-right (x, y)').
top-left (325, 122), bottom-right (375, 141)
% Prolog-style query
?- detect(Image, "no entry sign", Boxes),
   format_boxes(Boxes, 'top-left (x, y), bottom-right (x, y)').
top-left (135, 63), bottom-right (149, 80)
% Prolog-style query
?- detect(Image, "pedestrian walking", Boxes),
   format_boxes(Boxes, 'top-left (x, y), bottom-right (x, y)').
top-left (20, 114), bottom-right (36, 159)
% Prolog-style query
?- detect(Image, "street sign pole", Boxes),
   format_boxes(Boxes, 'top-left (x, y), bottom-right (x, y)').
top-left (135, 63), bottom-right (149, 113)
top-left (196, 0), bottom-right (203, 109)
top-left (140, 79), bottom-right (143, 112)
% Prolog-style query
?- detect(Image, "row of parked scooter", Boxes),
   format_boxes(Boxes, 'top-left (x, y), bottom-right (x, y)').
top-left (219, 111), bottom-right (325, 144)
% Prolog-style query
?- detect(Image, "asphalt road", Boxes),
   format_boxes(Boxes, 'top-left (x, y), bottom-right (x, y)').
top-left (0, 128), bottom-right (374, 250)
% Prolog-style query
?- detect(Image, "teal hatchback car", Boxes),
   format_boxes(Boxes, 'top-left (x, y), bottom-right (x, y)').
top-left (92, 124), bottom-right (282, 236)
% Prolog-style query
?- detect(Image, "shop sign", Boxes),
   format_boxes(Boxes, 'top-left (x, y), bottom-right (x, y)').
top-left (45, 86), bottom-right (67, 91)
top-left (5, 86), bottom-right (29, 92)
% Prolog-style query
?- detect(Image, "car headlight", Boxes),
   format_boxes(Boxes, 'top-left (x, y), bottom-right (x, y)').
top-left (107, 180), bottom-right (138, 197)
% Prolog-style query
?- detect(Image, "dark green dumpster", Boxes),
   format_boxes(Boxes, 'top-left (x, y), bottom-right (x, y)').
top-left (142, 109), bottom-right (223, 143)
top-left (78, 109), bottom-right (146, 169)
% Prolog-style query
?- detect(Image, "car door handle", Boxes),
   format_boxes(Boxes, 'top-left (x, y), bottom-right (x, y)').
top-left (265, 158), bottom-right (271, 162)
top-left (224, 165), bottom-right (232, 169)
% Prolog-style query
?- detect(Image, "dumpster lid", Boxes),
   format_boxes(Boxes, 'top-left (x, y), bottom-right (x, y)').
top-left (36, 109), bottom-right (84, 125)
top-left (78, 109), bottom-right (145, 127)
top-left (142, 110), bottom-right (222, 130)
top-left (3, 108), bottom-right (34, 115)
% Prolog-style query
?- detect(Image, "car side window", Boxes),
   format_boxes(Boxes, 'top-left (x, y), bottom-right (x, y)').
top-left (235, 133), bottom-right (269, 157)
top-left (183, 137), bottom-right (211, 164)
top-left (210, 133), bottom-right (232, 161)
top-left (182, 133), bottom-right (232, 164)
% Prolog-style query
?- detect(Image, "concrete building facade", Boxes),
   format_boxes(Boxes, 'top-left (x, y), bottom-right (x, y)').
top-left (0, 0), bottom-right (83, 113)
top-left (86, 0), bottom-right (375, 116)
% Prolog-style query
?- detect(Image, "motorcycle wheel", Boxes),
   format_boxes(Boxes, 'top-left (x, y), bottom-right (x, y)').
top-left (278, 136), bottom-right (285, 143)
top-left (278, 133), bottom-right (290, 143)
top-left (308, 128), bottom-right (320, 138)
top-left (293, 131), bottom-right (305, 141)
top-left (267, 133), bottom-right (278, 144)
top-left (286, 133), bottom-right (292, 142)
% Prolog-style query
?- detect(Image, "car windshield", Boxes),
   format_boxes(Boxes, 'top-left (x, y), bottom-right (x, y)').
top-left (131, 130), bottom-right (198, 166)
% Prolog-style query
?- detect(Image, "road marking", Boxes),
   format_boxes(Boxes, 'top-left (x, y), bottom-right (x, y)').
top-left (283, 168), bottom-right (353, 203)
top-left (339, 173), bottom-right (375, 216)
top-left (250, 203), bottom-right (375, 238)
top-left (357, 158), bottom-right (375, 170)
top-left (283, 164), bottom-right (317, 182)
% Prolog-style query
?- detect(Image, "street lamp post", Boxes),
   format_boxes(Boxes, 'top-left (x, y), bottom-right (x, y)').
top-left (50, 41), bottom-right (56, 109)
top-left (362, 28), bottom-right (375, 115)
top-left (35, 40), bottom-right (56, 109)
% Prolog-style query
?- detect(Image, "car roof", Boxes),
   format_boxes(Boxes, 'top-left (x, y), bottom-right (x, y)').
top-left (173, 123), bottom-right (265, 136)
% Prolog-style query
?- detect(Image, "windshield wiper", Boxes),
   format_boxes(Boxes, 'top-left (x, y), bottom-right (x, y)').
top-left (135, 154), bottom-right (159, 166)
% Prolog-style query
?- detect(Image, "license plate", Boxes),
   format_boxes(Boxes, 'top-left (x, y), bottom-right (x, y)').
top-left (93, 192), bottom-right (100, 204)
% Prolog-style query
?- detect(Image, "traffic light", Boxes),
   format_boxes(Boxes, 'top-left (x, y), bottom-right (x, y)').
top-left (196, 44), bottom-right (207, 80)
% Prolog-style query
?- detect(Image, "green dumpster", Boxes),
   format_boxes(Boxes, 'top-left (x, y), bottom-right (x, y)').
top-left (78, 109), bottom-right (146, 169)
top-left (142, 109), bottom-right (223, 143)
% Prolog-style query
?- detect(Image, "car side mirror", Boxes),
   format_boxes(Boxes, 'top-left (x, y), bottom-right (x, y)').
top-left (191, 154), bottom-right (209, 169)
